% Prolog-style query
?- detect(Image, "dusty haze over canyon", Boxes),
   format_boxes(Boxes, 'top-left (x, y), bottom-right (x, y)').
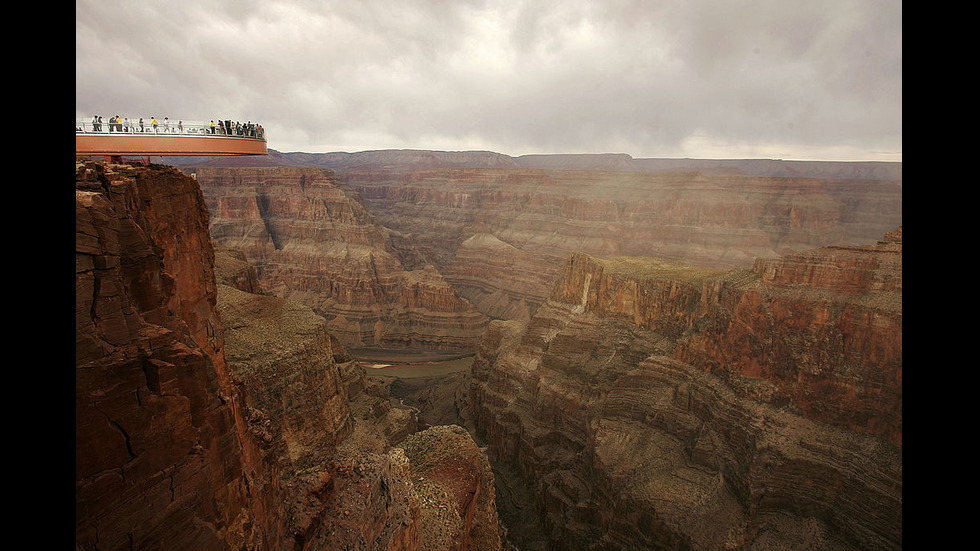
top-left (77, 151), bottom-right (901, 550)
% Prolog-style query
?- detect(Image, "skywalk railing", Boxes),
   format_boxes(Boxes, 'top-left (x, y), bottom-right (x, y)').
top-left (75, 118), bottom-right (266, 140)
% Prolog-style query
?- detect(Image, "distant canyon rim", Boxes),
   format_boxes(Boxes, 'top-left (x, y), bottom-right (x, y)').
top-left (76, 149), bottom-right (901, 550)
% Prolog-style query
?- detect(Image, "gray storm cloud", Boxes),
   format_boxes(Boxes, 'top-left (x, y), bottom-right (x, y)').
top-left (75, 0), bottom-right (901, 161)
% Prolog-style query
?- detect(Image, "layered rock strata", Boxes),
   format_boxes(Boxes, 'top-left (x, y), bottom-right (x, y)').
top-left (76, 161), bottom-right (276, 549)
top-left (677, 227), bottom-right (903, 446)
top-left (217, 278), bottom-right (504, 550)
top-left (470, 233), bottom-right (902, 549)
top-left (197, 166), bottom-right (489, 353)
top-left (217, 284), bottom-right (356, 478)
top-left (190, 160), bottom-right (901, 339)
top-left (443, 232), bottom-right (557, 320)
top-left (166, 149), bottom-right (901, 181)
top-left (77, 160), bottom-right (506, 550)
top-left (216, 278), bottom-right (419, 549)
top-left (340, 167), bottom-right (902, 322)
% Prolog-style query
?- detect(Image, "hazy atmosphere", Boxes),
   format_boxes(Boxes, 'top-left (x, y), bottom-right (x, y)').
top-left (76, 0), bottom-right (901, 161)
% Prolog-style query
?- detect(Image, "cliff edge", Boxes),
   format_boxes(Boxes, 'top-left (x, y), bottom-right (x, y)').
top-left (76, 160), bottom-right (505, 550)
top-left (76, 160), bottom-right (275, 549)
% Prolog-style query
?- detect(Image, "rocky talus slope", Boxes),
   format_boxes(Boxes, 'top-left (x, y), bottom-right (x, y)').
top-left (76, 160), bottom-right (504, 550)
top-left (198, 166), bottom-right (489, 352)
top-left (470, 231), bottom-right (902, 549)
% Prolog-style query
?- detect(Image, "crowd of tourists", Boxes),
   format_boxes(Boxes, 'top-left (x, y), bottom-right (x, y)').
top-left (80, 115), bottom-right (264, 139)
top-left (207, 119), bottom-right (263, 139)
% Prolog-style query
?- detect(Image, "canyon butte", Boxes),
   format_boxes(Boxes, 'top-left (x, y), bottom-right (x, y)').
top-left (76, 150), bottom-right (901, 550)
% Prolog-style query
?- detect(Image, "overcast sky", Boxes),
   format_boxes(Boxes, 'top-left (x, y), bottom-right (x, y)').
top-left (76, 0), bottom-right (901, 161)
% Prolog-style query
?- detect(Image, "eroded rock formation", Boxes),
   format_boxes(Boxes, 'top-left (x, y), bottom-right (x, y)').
top-left (443, 232), bottom-right (557, 321)
top-left (216, 262), bottom-right (505, 550)
top-left (470, 232), bottom-right (902, 549)
top-left (191, 156), bottom-right (901, 346)
top-left (338, 166), bottom-right (901, 324)
top-left (78, 154), bottom-right (902, 550)
top-left (198, 166), bottom-right (489, 353)
top-left (397, 425), bottom-right (504, 551)
top-left (76, 160), bottom-right (276, 549)
top-left (676, 228), bottom-right (903, 447)
top-left (76, 160), bottom-right (504, 550)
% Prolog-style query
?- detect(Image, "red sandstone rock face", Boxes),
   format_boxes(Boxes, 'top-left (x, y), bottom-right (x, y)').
top-left (197, 166), bottom-right (489, 353)
top-left (76, 161), bottom-right (276, 550)
top-left (676, 229), bottom-right (903, 446)
top-left (470, 233), bottom-right (902, 549)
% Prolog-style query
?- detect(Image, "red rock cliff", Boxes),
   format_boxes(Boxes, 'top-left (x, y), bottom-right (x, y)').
top-left (77, 160), bottom-right (505, 551)
top-left (677, 227), bottom-right (902, 446)
top-left (76, 160), bottom-right (278, 549)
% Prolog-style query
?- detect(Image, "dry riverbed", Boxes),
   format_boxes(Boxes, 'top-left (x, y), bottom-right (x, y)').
top-left (351, 347), bottom-right (474, 378)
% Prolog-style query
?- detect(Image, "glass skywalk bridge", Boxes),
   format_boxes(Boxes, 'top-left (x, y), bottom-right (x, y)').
top-left (75, 118), bottom-right (268, 157)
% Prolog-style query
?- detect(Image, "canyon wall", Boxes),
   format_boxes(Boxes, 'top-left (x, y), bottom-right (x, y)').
top-left (470, 230), bottom-right (902, 549)
top-left (340, 168), bottom-right (901, 269)
top-left (182, 151), bottom-right (900, 333)
top-left (216, 245), bottom-right (505, 550)
top-left (76, 161), bottom-right (276, 549)
top-left (168, 149), bottom-right (902, 181)
top-left (76, 160), bottom-right (504, 550)
top-left (197, 166), bottom-right (489, 353)
top-left (676, 228), bottom-right (903, 446)
top-left (114, 151), bottom-right (902, 549)
top-left (337, 165), bottom-right (901, 322)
